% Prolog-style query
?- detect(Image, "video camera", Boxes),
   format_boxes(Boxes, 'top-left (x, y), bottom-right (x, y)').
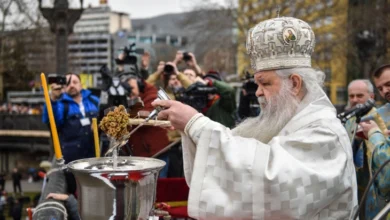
top-left (99, 64), bottom-right (133, 108)
top-left (240, 71), bottom-right (260, 118)
top-left (115, 43), bottom-right (144, 66)
top-left (174, 82), bottom-right (217, 112)
top-left (114, 43), bottom-right (146, 80)
top-left (242, 72), bottom-right (257, 96)
top-left (96, 43), bottom-right (146, 107)
top-left (163, 52), bottom-right (192, 75)
top-left (48, 74), bottom-right (67, 85)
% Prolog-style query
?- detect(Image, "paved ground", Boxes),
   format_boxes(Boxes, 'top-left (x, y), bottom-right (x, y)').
top-left (2, 179), bottom-right (43, 193)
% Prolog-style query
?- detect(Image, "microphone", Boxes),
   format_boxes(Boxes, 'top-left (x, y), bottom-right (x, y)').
top-left (337, 99), bottom-right (375, 120)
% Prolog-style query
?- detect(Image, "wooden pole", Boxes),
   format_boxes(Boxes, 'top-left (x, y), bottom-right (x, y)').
top-left (41, 73), bottom-right (62, 160)
top-left (92, 118), bottom-right (100, 158)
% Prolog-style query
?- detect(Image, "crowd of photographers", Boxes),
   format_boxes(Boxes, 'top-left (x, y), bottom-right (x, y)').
top-left (42, 47), bottom-right (259, 180)
top-left (146, 51), bottom-right (237, 128)
top-left (112, 49), bottom-right (247, 178)
top-left (35, 47), bottom-right (261, 219)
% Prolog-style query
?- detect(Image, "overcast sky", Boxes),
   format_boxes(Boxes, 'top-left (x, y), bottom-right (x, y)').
top-left (73, 0), bottom-right (228, 19)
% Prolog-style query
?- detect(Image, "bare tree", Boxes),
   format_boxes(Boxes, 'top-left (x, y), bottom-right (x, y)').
top-left (346, 0), bottom-right (389, 81)
top-left (183, 0), bottom-right (380, 85)
top-left (0, 0), bottom-right (47, 99)
top-left (179, 0), bottom-right (238, 76)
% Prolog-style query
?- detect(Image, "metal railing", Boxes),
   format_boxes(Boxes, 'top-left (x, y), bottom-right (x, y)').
top-left (0, 114), bottom-right (48, 130)
top-left (0, 114), bottom-right (51, 153)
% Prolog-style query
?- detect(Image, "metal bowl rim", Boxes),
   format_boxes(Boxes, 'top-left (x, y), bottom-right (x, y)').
top-left (67, 156), bottom-right (166, 173)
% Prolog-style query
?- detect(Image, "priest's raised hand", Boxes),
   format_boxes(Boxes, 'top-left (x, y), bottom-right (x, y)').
top-left (152, 100), bottom-right (198, 131)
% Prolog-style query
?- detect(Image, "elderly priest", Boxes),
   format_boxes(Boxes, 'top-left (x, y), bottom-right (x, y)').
top-left (153, 16), bottom-right (358, 219)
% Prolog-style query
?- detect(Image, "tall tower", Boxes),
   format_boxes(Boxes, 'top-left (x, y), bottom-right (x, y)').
top-left (38, 0), bottom-right (84, 75)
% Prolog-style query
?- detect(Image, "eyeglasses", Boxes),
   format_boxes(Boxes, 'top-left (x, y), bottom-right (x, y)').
top-left (53, 88), bottom-right (62, 91)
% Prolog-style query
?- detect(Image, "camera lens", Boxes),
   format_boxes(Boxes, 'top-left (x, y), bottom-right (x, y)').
top-left (164, 64), bottom-right (174, 74)
top-left (183, 52), bottom-right (192, 62)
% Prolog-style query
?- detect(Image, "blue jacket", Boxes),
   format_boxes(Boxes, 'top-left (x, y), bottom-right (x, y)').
top-left (43, 89), bottom-right (99, 163)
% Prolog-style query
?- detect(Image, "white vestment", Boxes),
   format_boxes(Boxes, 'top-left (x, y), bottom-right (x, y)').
top-left (181, 91), bottom-right (358, 220)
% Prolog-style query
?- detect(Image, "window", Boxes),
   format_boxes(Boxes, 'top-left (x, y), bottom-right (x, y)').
top-left (181, 37), bottom-right (188, 46)
top-left (140, 36), bottom-right (152, 44)
top-left (128, 36), bottom-right (137, 43)
top-left (170, 37), bottom-right (178, 46)
top-left (156, 36), bottom-right (166, 43)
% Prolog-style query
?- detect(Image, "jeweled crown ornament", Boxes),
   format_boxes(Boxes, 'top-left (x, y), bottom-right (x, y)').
top-left (246, 17), bottom-right (315, 71)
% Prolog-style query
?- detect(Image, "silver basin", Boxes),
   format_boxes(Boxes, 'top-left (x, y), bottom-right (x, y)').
top-left (67, 157), bottom-right (165, 220)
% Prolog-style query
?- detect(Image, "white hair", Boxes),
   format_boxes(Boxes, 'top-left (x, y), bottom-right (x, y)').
top-left (232, 67), bottom-right (325, 143)
top-left (232, 76), bottom-right (299, 143)
top-left (347, 79), bottom-right (374, 94)
top-left (274, 67), bottom-right (325, 96)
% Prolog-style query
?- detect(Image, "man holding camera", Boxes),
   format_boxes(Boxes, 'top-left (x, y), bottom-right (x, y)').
top-left (194, 70), bottom-right (236, 128)
top-left (173, 51), bottom-right (204, 76)
top-left (238, 72), bottom-right (261, 120)
top-left (42, 73), bottom-right (99, 164)
top-left (112, 51), bottom-right (173, 177)
top-left (124, 74), bottom-right (172, 177)
top-left (121, 73), bottom-right (171, 158)
top-left (154, 51), bottom-right (236, 128)
top-left (176, 51), bottom-right (236, 127)
top-left (146, 61), bottom-right (193, 100)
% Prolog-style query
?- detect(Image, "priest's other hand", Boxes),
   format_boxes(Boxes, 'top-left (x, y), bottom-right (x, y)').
top-left (360, 120), bottom-right (379, 138)
top-left (152, 100), bottom-right (198, 131)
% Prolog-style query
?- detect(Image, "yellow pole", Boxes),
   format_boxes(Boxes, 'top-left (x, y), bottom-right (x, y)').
top-left (40, 73), bottom-right (63, 160)
top-left (92, 118), bottom-right (100, 158)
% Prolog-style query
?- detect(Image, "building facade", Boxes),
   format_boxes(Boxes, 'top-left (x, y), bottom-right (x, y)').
top-left (68, 3), bottom-right (131, 84)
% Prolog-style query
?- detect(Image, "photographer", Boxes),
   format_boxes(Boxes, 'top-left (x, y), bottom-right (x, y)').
top-left (173, 51), bottom-right (204, 76)
top-left (139, 51), bottom-right (151, 80)
top-left (183, 68), bottom-right (208, 84)
top-left (122, 74), bottom-right (170, 157)
top-left (238, 73), bottom-right (260, 120)
top-left (179, 71), bottom-right (236, 128)
top-left (146, 61), bottom-right (193, 100)
top-left (116, 44), bottom-right (150, 80)
top-left (42, 73), bottom-right (99, 164)
top-left (113, 52), bottom-right (172, 177)
top-left (146, 62), bottom-right (195, 177)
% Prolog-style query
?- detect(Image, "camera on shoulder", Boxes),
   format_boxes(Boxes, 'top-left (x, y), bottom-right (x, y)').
top-left (115, 43), bottom-right (144, 65)
top-left (242, 72), bottom-right (257, 96)
top-left (175, 82), bottom-right (217, 112)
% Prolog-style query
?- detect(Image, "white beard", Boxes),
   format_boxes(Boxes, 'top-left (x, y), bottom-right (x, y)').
top-left (233, 80), bottom-right (300, 143)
